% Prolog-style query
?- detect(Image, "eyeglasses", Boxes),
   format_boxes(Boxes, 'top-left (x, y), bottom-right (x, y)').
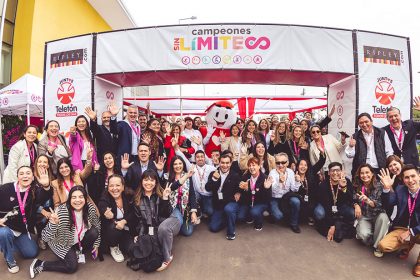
top-left (276, 161), bottom-right (288, 165)
top-left (330, 169), bottom-right (341, 173)
top-left (311, 130), bottom-right (321, 134)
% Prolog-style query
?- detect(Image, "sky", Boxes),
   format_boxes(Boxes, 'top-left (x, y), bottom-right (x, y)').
top-left (122, 0), bottom-right (419, 98)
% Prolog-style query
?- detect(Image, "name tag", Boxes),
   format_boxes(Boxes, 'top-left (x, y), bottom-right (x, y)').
top-left (304, 195), bottom-right (309, 202)
top-left (77, 252), bottom-right (86, 264)
top-left (218, 192), bottom-right (223, 200)
top-left (332, 206), bottom-right (338, 213)
top-left (149, 226), bottom-right (154, 236)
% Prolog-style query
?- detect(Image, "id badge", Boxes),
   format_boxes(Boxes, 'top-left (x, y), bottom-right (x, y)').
top-left (218, 192), bottom-right (223, 200)
top-left (304, 195), bottom-right (309, 202)
top-left (149, 226), bottom-right (154, 236)
top-left (77, 252), bottom-right (86, 264)
top-left (332, 205), bottom-right (338, 213)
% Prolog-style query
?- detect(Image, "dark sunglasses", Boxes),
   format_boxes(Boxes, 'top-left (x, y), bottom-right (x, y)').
top-left (276, 161), bottom-right (288, 165)
top-left (311, 130), bottom-right (321, 134)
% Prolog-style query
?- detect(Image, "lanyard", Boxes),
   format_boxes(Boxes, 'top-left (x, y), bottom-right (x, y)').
top-left (390, 126), bottom-right (403, 151)
top-left (330, 182), bottom-right (339, 206)
top-left (129, 122), bottom-right (140, 138)
top-left (361, 186), bottom-right (366, 207)
top-left (293, 141), bottom-right (300, 156)
top-left (15, 183), bottom-right (30, 225)
top-left (317, 137), bottom-right (325, 153)
top-left (27, 144), bottom-right (35, 165)
top-left (63, 180), bottom-right (74, 192)
top-left (250, 176), bottom-right (258, 207)
top-left (408, 190), bottom-right (419, 227)
top-left (197, 166), bottom-right (206, 189)
top-left (301, 176), bottom-right (308, 194)
top-left (72, 210), bottom-right (85, 250)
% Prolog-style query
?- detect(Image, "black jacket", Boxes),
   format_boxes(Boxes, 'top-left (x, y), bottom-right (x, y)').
top-left (205, 170), bottom-right (241, 210)
top-left (90, 119), bottom-right (117, 162)
top-left (239, 172), bottom-right (271, 206)
top-left (124, 161), bottom-right (162, 197)
top-left (98, 191), bottom-right (134, 235)
top-left (297, 153), bottom-right (326, 205)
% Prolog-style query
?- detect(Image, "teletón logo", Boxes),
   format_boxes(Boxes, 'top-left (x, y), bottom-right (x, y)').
top-left (375, 77), bottom-right (395, 106)
top-left (57, 78), bottom-right (75, 105)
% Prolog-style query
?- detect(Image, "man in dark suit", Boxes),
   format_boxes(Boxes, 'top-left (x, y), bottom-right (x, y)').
top-left (205, 154), bottom-right (241, 238)
top-left (85, 104), bottom-right (119, 162)
top-left (121, 142), bottom-right (165, 199)
top-left (378, 165), bottom-right (420, 277)
top-left (383, 101), bottom-right (420, 167)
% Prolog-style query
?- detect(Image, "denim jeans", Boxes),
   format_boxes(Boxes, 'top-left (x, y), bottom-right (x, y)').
top-left (237, 203), bottom-right (268, 228)
top-left (208, 209), bottom-right (226, 233)
top-left (224, 202), bottom-right (239, 236)
top-left (313, 204), bottom-right (354, 223)
top-left (198, 194), bottom-right (214, 216)
top-left (173, 207), bottom-right (194, 237)
top-left (270, 197), bottom-right (301, 226)
top-left (313, 203), bottom-right (326, 221)
top-left (0, 226), bottom-right (38, 265)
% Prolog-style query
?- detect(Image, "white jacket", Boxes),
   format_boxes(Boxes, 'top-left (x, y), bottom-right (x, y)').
top-left (3, 140), bottom-right (37, 183)
top-left (309, 134), bottom-right (344, 172)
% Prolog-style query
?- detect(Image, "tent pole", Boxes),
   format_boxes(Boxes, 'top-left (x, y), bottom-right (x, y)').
top-left (0, 115), bottom-right (4, 184)
top-left (27, 104), bottom-right (30, 124)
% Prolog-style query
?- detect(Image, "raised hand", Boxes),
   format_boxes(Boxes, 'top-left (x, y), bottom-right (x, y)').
top-left (86, 146), bottom-right (93, 161)
top-left (191, 135), bottom-right (202, 146)
top-left (162, 183), bottom-right (172, 200)
top-left (239, 181), bottom-right (249, 191)
top-left (142, 133), bottom-right (151, 144)
top-left (191, 212), bottom-right (198, 224)
top-left (219, 131), bottom-right (226, 142)
top-left (279, 172), bottom-right (286, 184)
top-left (47, 142), bottom-right (57, 155)
top-left (69, 126), bottom-right (77, 135)
top-left (300, 141), bottom-right (308, 150)
top-left (104, 207), bottom-right (114, 220)
top-left (327, 226), bottom-right (335, 241)
top-left (414, 96), bottom-right (420, 111)
top-left (328, 104), bottom-right (336, 118)
top-left (206, 124), bottom-right (216, 136)
top-left (264, 176), bottom-right (273, 189)
top-left (354, 204), bottom-right (362, 219)
top-left (84, 106), bottom-right (97, 121)
top-left (121, 153), bottom-right (133, 170)
top-left (115, 220), bottom-right (126, 230)
top-left (187, 165), bottom-right (196, 177)
top-left (49, 207), bottom-right (59, 225)
top-left (38, 167), bottom-right (50, 187)
top-left (108, 102), bottom-right (120, 116)
top-left (349, 136), bottom-right (356, 148)
top-left (270, 133), bottom-right (275, 141)
top-left (212, 170), bottom-right (221, 180)
top-left (153, 156), bottom-right (166, 171)
top-left (338, 174), bottom-right (347, 188)
top-left (94, 163), bottom-right (101, 171)
top-left (234, 192), bottom-right (241, 202)
top-left (378, 168), bottom-right (395, 190)
top-left (294, 171), bottom-right (301, 183)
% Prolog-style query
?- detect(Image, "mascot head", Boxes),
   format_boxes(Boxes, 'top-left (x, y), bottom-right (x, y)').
top-left (205, 100), bottom-right (237, 129)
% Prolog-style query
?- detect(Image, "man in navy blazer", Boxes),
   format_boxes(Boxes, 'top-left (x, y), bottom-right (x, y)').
top-left (383, 101), bottom-right (420, 166)
top-left (378, 165), bottom-right (420, 277)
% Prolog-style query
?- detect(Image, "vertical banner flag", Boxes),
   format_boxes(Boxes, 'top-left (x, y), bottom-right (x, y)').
top-left (356, 32), bottom-right (411, 127)
top-left (94, 78), bottom-right (123, 123)
top-left (44, 35), bottom-right (93, 133)
top-left (328, 75), bottom-right (357, 138)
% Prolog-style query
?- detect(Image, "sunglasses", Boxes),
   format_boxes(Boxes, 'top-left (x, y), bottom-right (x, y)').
top-left (311, 130), bottom-right (321, 134)
top-left (276, 161), bottom-right (288, 165)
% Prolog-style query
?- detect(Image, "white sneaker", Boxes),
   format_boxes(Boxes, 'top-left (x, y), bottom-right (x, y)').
top-left (110, 246), bottom-right (124, 263)
top-left (7, 262), bottom-right (19, 273)
top-left (195, 217), bottom-right (201, 225)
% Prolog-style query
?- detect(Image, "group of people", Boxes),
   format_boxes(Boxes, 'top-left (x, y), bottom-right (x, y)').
top-left (1, 97), bottom-right (420, 277)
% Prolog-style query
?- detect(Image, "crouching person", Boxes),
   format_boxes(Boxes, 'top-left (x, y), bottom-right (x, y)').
top-left (29, 186), bottom-right (101, 278)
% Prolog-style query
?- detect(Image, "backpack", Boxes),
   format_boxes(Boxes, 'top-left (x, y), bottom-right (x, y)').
top-left (127, 233), bottom-right (163, 272)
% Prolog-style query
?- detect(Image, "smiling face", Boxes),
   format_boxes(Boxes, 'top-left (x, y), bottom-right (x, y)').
top-left (403, 169), bottom-right (419, 193)
top-left (388, 160), bottom-right (402, 176)
top-left (102, 111), bottom-right (111, 127)
top-left (220, 156), bottom-right (232, 173)
top-left (248, 161), bottom-right (260, 176)
top-left (70, 190), bottom-right (85, 211)
top-left (47, 121), bottom-right (60, 138)
top-left (173, 159), bottom-right (184, 174)
top-left (278, 123), bottom-right (286, 134)
top-left (205, 104), bottom-right (237, 129)
top-left (358, 116), bottom-right (373, 133)
top-left (36, 155), bottom-right (49, 170)
top-left (59, 162), bottom-right (71, 178)
top-left (359, 166), bottom-right (374, 184)
top-left (149, 120), bottom-right (160, 134)
top-left (298, 160), bottom-right (308, 175)
top-left (138, 115), bottom-right (147, 129)
top-left (301, 121), bottom-right (308, 132)
top-left (137, 144), bottom-right (151, 163)
top-left (255, 143), bottom-right (265, 157)
top-left (108, 177), bottom-right (124, 199)
top-left (329, 166), bottom-right (342, 183)
top-left (275, 154), bottom-right (288, 173)
top-left (310, 127), bottom-right (322, 140)
top-left (247, 121), bottom-right (256, 133)
top-left (103, 153), bottom-right (115, 170)
top-left (195, 152), bottom-right (205, 167)
top-left (17, 167), bottom-right (34, 188)
top-left (293, 126), bottom-right (302, 139)
top-left (259, 120), bottom-right (268, 131)
top-left (185, 120), bottom-right (193, 129)
top-left (386, 108), bottom-right (401, 129)
top-left (231, 125), bottom-right (240, 137)
top-left (76, 117), bottom-right (87, 131)
top-left (127, 107), bottom-right (138, 123)
top-left (24, 127), bottom-right (38, 144)
top-left (142, 176), bottom-right (156, 194)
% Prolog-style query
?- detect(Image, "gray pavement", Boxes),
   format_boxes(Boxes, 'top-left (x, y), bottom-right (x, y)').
top-left (1, 221), bottom-right (419, 280)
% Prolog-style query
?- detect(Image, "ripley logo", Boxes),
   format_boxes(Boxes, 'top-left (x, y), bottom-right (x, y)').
top-left (372, 77), bottom-right (395, 118)
top-left (50, 49), bottom-right (86, 68)
top-left (364, 46), bottom-right (401, 65)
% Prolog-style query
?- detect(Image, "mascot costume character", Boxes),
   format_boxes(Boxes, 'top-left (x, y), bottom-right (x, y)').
top-left (200, 100), bottom-right (237, 157)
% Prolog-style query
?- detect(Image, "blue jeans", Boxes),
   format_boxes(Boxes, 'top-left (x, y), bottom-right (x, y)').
top-left (238, 203), bottom-right (268, 228)
top-left (198, 194), bottom-right (214, 216)
top-left (224, 202), bottom-right (239, 236)
top-left (208, 209), bottom-right (226, 233)
top-left (270, 197), bottom-right (301, 226)
top-left (173, 207), bottom-right (194, 237)
top-left (0, 226), bottom-right (38, 264)
top-left (313, 203), bottom-right (325, 221)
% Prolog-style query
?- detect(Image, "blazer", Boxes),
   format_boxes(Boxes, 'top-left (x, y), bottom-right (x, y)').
top-left (239, 152), bottom-right (276, 175)
top-left (3, 140), bottom-right (37, 183)
top-left (98, 191), bottom-right (133, 235)
top-left (383, 120), bottom-right (420, 167)
top-left (90, 119), bottom-right (117, 161)
top-left (52, 172), bottom-right (90, 208)
top-left (124, 161), bottom-right (160, 196)
top-left (110, 119), bottom-right (135, 159)
top-left (69, 132), bottom-right (98, 172)
top-left (221, 136), bottom-right (242, 161)
top-left (382, 186), bottom-right (420, 235)
top-left (238, 172), bottom-right (271, 206)
top-left (38, 134), bottom-right (71, 175)
top-left (205, 170), bottom-right (241, 210)
top-left (309, 134), bottom-right (344, 171)
top-left (41, 202), bottom-right (101, 259)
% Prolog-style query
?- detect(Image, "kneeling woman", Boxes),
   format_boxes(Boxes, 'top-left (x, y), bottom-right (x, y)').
top-left (30, 186), bottom-right (101, 278)
top-left (98, 174), bottom-right (133, 263)
top-left (353, 164), bottom-right (389, 257)
top-left (132, 170), bottom-right (179, 272)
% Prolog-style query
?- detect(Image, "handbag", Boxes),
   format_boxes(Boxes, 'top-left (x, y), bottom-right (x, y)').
top-left (127, 233), bottom-right (163, 272)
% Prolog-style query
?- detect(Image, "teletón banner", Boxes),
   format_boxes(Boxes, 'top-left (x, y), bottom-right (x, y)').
top-left (44, 35), bottom-right (93, 133)
top-left (96, 24), bottom-right (354, 74)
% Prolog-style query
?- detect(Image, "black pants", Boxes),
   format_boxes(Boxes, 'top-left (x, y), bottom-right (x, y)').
top-left (43, 228), bottom-right (99, 274)
top-left (103, 222), bottom-right (133, 254)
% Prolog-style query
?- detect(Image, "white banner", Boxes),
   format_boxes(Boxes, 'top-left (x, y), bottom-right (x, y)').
top-left (94, 78), bottom-right (123, 122)
top-left (96, 24), bottom-right (354, 74)
top-left (328, 75), bottom-right (357, 138)
top-left (44, 35), bottom-right (93, 133)
top-left (356, 32), bottom-right (411, 127)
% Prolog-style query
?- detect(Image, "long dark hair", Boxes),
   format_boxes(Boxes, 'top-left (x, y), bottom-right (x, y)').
top-left (252, 141), bottom-right (269, 174)
top-left (353, 164), bottom-right (376, 194)
top-left (66, 186), bottom-right (89, 230)
top-left (241, 119), bottom-right (259, 143)
top-left (56, 157), bottom-right (75, 187)
top-left (134, 170), bottom-right (163, 206)
top-left (100, 152), bottom-right (119, 175)
top-left (75, 115), bottom-right (94, 145)
top-left (296, 158), bottom-right (310, 176)
top-left (20, 125), bottom-right (39, 144)
top-left (168, 155), bottom-right (188, 183)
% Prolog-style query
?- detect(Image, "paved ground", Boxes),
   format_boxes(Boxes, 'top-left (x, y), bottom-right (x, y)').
top-left (2, 221), bottom-right (419, 280)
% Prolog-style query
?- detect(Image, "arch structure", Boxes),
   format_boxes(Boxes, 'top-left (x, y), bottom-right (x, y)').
top-left (43, 23), bottom-right (413, 136)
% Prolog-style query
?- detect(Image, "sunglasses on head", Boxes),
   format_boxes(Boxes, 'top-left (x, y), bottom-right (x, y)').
top-left (276, 161), bottom-right (288, 165)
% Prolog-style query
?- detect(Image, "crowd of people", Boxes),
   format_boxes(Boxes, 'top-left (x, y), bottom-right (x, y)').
top-left (1, 97), bottom-right (420, 277)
